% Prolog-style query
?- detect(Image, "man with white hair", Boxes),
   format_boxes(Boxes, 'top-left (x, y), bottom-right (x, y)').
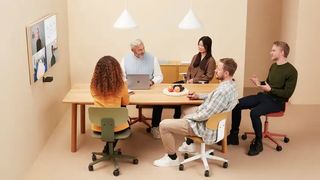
top-left (121, 39), bottom-right (163, 138)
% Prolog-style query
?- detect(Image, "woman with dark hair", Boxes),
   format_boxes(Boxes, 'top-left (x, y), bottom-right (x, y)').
top-left (90, 56), bottom-right (130, 152)
top-left (186, 36), bottom-right (216, 83)
top-left (152, 36), bottom-right (216, 130)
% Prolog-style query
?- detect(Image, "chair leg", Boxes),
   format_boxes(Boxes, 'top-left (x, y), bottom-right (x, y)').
top-left (268, 132), bottom-right (287, 137)
top-left (265, 134), bottom-right (282, 146)
top-left (207, 154), bottom-right (228, 162)
top-left (113, 157), bottom-right (120, 170)
top-left (128, 107), bottom-right (152, 128)
top-left (89, 155), bottom-right (110, 166)
top-left (116, 154), bottom-right (137, 160)
top-left (92, 152), bottom-right (105, 156)
top-left (201, 156), bottom-right (209, 171)
top-left (180, 153), bottom-right (202, 164)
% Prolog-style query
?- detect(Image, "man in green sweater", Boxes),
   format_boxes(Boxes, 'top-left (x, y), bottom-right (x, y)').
top-left (227, 41), bottom-right (298, 156)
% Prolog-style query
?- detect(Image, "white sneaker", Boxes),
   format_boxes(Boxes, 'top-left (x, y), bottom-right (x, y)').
top-left (153, 154), bottom-right (180, 167)
top-left (178, 142), bottom-right (196, 153)
top-left (151, 127), bottom-right (160, 139)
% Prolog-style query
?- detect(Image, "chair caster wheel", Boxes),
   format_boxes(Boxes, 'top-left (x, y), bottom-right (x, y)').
top-left (113, 169), bottom-right (120, 176)
top-left (204, 170), bottom-right (210, 177)
top-left (184, 153), bottom-right (189, 159)
top-left (241, 134), bottom-right (247, 140)
top-left (179, 164), bottom-right (184, 171)
top-left (91, 154), bottom-right (97, 161)
top-left (276, 145), bottom-right (282, 151)
top-left (146, 127), bottom-right (151, 133)
top-left (133, 159), bottom-right (139, 164)
top-left (88, 165), bottom-right (93, 171)
top-left (284, 137), bottom-right (290, 143)
top-left (209, 152), bottom-right (214, 156)
top-left (223, 162), bottom-right (228, 168)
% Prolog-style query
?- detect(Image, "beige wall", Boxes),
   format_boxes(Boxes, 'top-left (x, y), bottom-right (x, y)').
top-left (67, 0), bottom-right (248, 96)
top-left (244, 0), bottom-right (282, 87)
top-left (285, 0), bottom-right (320, 104)
top-left (245, 0), bottom-right (320, 104)
top-left (0, 1), bottom-right (70, 180)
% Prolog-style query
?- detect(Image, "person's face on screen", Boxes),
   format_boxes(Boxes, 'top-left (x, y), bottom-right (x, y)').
top-left (132, 44), bottom-right (145, 59)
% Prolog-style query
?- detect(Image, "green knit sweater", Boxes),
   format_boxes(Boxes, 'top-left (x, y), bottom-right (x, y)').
top-left (265, 62), bottom-right (298, 102)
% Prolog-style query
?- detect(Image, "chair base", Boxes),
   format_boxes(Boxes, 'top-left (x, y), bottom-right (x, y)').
top-left (179, 143), bottom-right (228, 177)
top-left (88, 149), bottom-right (138, 176)
top-left (128, 106), bottom-right (152, 128)
top-left (242, 119), bottom-right (289, 151)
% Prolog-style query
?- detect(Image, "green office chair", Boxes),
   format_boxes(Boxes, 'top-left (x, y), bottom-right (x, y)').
top-left (88, 107), bottom-right (138, 176)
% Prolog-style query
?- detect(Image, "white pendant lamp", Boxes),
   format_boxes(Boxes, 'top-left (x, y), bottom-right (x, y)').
top-left (178, 0), bottom-right (201, 29)
top-left (113, 1), bottom-right (137, 29)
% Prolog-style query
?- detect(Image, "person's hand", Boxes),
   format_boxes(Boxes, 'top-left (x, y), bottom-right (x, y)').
top-left (259, 81), bottom-right (272, 92)
top-left (250, 75), bottom-right (260, 86)
top-left (187, 91), bottom-right (199, 100)
top-left (187, 79), bottom-right (194, 84)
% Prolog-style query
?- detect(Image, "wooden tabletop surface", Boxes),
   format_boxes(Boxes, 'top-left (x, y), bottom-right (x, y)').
top-left (63, 83), bottom-right (218, 105)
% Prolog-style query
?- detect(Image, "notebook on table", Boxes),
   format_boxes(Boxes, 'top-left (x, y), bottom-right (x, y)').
top-left (127, 74), bottom-right (151, 90)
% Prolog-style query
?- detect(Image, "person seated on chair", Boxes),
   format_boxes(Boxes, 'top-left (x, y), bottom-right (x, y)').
top-left (153, 58), bottom-right (238, 167)
top-left (121, 39), bottom-right (163, 139)
top-left (152, 36), bottom-right (217, 132)
top-left (91, 55), bottom-right (130, 153)
top-left (227, 41), bottom-right (298, 156)
top-left (185, 36), bottom-right (216, 84)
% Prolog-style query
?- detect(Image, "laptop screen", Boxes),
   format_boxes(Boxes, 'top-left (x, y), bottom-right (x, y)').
top-left (127, 74), bottom-right (150, 90)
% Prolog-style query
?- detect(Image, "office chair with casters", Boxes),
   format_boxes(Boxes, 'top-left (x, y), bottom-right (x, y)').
top-left (241, 105), bottom-right (289, 151)
top-left (128, 105), bottom-right (152, 129)
top-left (179, 112), bottom-right (229, 177)
top-left (88, 107), bottom-right (138, 176)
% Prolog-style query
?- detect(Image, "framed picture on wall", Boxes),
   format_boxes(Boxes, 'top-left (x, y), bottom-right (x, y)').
top-left (26, 14), bottom-right (58, 84)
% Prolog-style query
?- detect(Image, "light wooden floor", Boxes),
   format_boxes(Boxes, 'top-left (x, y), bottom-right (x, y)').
top-left (24, 103), bottom-right (320, 180)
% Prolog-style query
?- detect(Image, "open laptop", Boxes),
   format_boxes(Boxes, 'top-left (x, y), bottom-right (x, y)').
top-left (127, 74), bottom-right (151, 90)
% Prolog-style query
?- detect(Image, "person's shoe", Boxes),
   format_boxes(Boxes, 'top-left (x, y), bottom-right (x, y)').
top-left (248, 138), bottom-right (263, 156)
top-left (227, 132), bottom-right (239, 145)
top-left (178, 142), bottom-right (196, 153)
top-left (151, 127), bottom-right (161, 139)
top-left (153, 154), bottom-right (180, 167)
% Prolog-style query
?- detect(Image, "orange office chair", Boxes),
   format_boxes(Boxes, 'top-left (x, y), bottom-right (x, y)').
top-left (241, 105), bottom-right (289, 151)
top-left (128, 105), bottom-right (152, 129)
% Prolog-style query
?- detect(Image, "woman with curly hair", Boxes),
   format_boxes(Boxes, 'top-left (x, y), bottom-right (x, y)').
top-left (90, 55), bottom-right (130, 133)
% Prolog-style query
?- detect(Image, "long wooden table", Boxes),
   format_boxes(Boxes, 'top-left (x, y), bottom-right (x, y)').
top-left (62, 83), bottom-right (227, 153)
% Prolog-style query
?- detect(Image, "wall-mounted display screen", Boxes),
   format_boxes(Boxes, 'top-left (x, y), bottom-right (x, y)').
top-left (26, 14), bottom-right (58, 83)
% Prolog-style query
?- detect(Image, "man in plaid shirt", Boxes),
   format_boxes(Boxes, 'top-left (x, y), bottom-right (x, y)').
top-left (154, 58), bottom-right (238, 167)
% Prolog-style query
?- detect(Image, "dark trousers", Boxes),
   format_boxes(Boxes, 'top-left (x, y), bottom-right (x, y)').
top-left (231, 93), bottom-right (284, 139)
top-left (151, 80), bottom-right (186, 127)
top-left (152, 105), bottom-right (181, 127)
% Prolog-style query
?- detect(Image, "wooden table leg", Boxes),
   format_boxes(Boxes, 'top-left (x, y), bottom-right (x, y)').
top-left (71, 103), bottom-right (77, 152)
top-left (80, 104), bottom-right (85, 134)
top-left (221, 136), bottom-right (227, 153)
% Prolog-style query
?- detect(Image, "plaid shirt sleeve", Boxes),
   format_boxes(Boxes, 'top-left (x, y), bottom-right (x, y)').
top-left (185, 80), bottom-right (238, 144)
top-left (185, 89), bottom-right (229, 122)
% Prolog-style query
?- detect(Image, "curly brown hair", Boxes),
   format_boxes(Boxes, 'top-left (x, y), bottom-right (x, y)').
top-left (90, 56), bottom-right (124, 96)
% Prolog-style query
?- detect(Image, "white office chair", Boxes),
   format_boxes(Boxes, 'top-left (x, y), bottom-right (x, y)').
top-left (179, 112), bottom-right (229, 177)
